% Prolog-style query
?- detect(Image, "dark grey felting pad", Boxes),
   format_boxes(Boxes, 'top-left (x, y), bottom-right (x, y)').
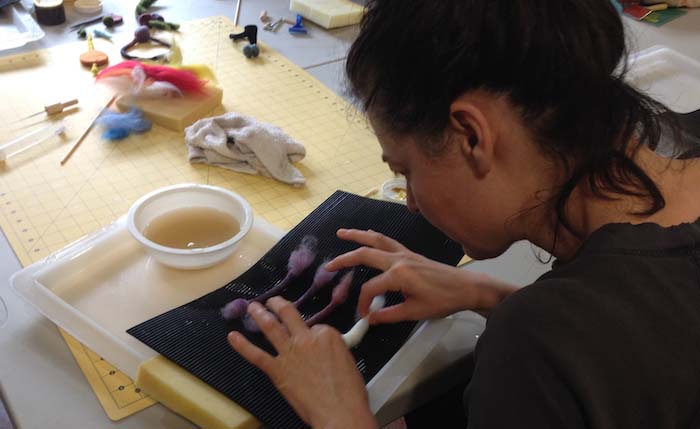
top-left (128, 191), bottom-right (464, 429)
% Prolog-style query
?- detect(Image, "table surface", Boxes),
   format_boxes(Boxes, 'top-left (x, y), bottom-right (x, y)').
top-left (1, 2), bottom-right (698, 428)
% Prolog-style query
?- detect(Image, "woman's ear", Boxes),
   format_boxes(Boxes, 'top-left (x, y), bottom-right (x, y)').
top-left (448, 99), bottom-right (495, 178)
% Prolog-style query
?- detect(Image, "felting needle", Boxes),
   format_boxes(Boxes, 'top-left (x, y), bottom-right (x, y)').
top-left (60, 95), bottom-right (116, 166)
top-left (69, 15), bottom-right (105, 29)
top-left (12, 99), bottom-right (78, 123)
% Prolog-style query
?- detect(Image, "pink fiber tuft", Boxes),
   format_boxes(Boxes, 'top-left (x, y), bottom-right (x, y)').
top-left (287, 235), bottom-right (317, 276)
top-left (331, 271), bottom-right (354, 304)
top-left (312, 260), bottom-right (336, 286)
top-left (96, 61), bottom-right (207, 94)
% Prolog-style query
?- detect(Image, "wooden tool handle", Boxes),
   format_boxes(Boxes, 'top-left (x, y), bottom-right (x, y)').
top-left (45, 99), bottom-right (79, 115)
top-left (60, 95), bottom-right (115, 166)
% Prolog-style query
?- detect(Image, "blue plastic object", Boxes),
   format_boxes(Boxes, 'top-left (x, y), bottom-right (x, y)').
top-left (93, 29), bottom-right (112, 41)
top-left (289, 14), bottom-right (308, 35)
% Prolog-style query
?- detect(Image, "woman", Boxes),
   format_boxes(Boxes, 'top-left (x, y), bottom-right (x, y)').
top-left (227, 0), bottom-right (700, 427)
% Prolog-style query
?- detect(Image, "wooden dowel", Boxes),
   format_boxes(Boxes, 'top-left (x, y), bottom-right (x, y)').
top-left (60, 95), bottom-right (116, 166)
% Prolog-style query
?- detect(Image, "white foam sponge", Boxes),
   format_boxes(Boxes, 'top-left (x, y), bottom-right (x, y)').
top-left (289, 0), bottom-right (365, 29)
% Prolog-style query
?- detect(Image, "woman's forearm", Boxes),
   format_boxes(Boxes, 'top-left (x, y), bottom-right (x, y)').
top-left (467, 271), bottom-right (521, 316)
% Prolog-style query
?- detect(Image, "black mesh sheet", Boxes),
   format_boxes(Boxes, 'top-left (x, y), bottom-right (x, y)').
top-left (127, 191), bottom-right (464, 429)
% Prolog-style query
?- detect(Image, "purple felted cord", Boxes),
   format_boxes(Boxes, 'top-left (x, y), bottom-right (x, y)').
top-left (305, 271), bottom-right (354, 327)
top-left (221, 298), bottom-right (249, 320)
top-left (120, 25), bottom-right (171, 61)
top-left (221, 235), bottom-right (318, 320)
top-left (254, 235), bottom-right (317, 303)
top-left (293, 259), bottom-right (336, 308)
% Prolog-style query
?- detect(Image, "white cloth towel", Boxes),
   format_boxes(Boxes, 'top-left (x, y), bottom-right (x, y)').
top-left (185, 113), bottom-right (306, 186)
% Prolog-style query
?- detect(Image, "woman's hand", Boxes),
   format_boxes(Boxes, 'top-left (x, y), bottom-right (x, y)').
top-left (326, 229), bottom-right (517, 323)
top-left (228, 297), bottom-right (378, 429)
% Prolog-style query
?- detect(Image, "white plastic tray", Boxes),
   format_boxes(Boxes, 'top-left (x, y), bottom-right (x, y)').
top-left (628, 45), bottom-right (700, 114)
top-left (11, 213), bottom-right (470, 420)
top-left (0, 2), bottom-right (44, 51)
top-left (11, 215), bottom-right (285, 379)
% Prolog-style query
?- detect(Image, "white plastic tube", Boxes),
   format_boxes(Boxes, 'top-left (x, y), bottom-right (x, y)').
top-left (0, 122), bottom-right (66, 161)
top-left (342, 295), bottom-right (386, 348)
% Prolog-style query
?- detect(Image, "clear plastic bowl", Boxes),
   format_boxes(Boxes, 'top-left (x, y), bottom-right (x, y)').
top-left (127, 184), bottom-right (254, 270)
top-left (381, 177), bottom-right (407, 204)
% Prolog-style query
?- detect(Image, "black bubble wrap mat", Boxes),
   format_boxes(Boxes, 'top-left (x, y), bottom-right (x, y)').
top-left (127, 191), bottom-right (464, 429)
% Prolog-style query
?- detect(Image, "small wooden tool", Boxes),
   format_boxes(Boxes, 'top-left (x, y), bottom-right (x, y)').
top-left (80, 34), bottom-right (108, 69)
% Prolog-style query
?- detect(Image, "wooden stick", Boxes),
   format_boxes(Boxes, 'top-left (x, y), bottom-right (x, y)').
top-left (233, 0), bottom-right (242, 26)
top-left (60, 95), bottom-right (116, 166)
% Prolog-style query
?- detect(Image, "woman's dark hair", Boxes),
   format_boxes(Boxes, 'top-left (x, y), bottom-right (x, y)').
top-left (346, 0), bottom-right (675, 238)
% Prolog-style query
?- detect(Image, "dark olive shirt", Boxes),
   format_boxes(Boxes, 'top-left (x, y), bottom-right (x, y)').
top-left (466, 220), bottom-right (700, 428)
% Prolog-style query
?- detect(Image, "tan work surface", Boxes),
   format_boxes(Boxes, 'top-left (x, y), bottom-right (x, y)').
top-left (0, 16), bottom-right (390, 421)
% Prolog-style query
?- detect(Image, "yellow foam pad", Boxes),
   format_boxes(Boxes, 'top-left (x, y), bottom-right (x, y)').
top-left (116, 85), bottom-right (224, 132)
top-left (137, 356), bottom-right (261, 429)
top-left (289, 0), bottom-right (365, 29)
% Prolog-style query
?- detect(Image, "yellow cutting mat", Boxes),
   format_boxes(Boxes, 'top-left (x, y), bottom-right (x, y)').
top-left (0, 16), bottom-right (389, 421)
top-left (60, 328), bottom-right (157, 420)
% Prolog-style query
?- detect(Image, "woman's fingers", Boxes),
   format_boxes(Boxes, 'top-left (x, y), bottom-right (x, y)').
top-left (326, 246), bottom-right (395, 272)
top-left (248, 302), bottom-right (290, 352)
top-left (266, 296), bottom-right (308, 336)
top-left (228, 331), bottom-right (275, 374)
top-left (337, 229), bottom-right (406, 252)
top-left (356, 272), bottom-right (401, 317)
top-left (368, 302), bottom-right (413, 325)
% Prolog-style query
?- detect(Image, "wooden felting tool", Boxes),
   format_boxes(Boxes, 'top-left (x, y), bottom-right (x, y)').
top-left (14, 99), bottom-right (78, 122)
top-left (60, 95), bottom-right (116, 165)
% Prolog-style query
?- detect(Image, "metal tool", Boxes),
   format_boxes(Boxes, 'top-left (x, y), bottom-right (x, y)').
top-left (69, 15), bottom-right (104, 29)
top-left (264, 17), bottom-right (284, 32)
top-left (233, 0), bottom-right (241, 26)
top-left (15, 99), bottom-right (78, 122)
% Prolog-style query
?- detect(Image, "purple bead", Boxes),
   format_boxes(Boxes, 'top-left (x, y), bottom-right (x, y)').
top-left (137, 13), bottom-right (153, 26)
top-left (134, 25), bottom-right (151, 43)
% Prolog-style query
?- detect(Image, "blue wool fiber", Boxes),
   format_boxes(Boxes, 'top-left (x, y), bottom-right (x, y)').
top-left (97, 108), bottom-right (152, 141)
top-left (103, 128), bottom-right (130, 140)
